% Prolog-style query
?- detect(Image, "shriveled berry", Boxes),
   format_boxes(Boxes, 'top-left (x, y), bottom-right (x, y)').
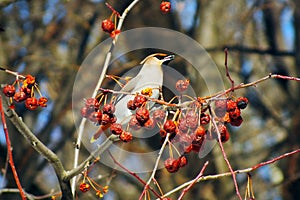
top-left (119, 131), bottom-right (133, 142)
top-left (228, 107), bottom-right (241, 119)
top-left (110, 29), bottom-right (121, 38)
top-left (13, 91), bottom-right (27, 102)
top-left (101, 113), bottom-right (116, 125)
top-left (133, 95), bottom-right (147, 108)
top-left (194, 125), bottom-right (206, 137)
top-left (179, 156), bottom-right (188, 168)
top-left (20, 87), bottom-right (31, 97)
top-left (159, 129), bottom-right (167, 137)
top-left (178, 119), bottom-right (188, 133)
top-left (38, 97), bottom-right (48, 107)
top-left (103, 103), bottom-right (116, 114)
top-left (144, 118), bottom-right (155, 130)
top-left (136, 107), bottom-right (150, 124)
top-left (127, 100), bottom-right (136, 110)
top-left (214, 99), bottom-right (227, 118)
top-left (85, 98), bottom-right (99, 110)
top-left (175, 79), bottom-right (189, 92)
top-left (164, 158), bottom-right (180, 173)
top-left (25, 97), bottom-right (38, 110)
top-left (101, 19), bottom-right (115, 33)
top-left (163, 120), bottom-right (176, 134)
top-left (200, 113), bottom-right (210, 125)
top-left (88, 110), bottom-right (102, 124)
top-left (186, 113), bottom-right (198, 130)
top-left (3, 84), bottom-right (16, 97)
top-left (230, 116), bottom-right (243, 126)
top-left (25, 74), bottom-right (35, 86)
top-left (226, 99), bottom-right (237, 112)
top-left (129, 116), bottom-right (142, 130)
top-left (160, 1), bottom-right (171, 14)
top-left (110, 123), bottom-right (123, 135)
top-left (152, 109), bottom-right (166, 123)
top-left (79, 183), bottom-right (90, 193)
top-left (236, 97), bottom-right (248, 109)
top-left (81, 106), bottom-right (89, 118)
top-left (217, 124), bottom-right (230, 143)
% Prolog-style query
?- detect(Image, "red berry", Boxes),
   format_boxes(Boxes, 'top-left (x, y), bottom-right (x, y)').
top-left (163, 120), bottom-right (176, 134)
top-left (79, 183), bottom-right (90, 193)
top-left (133, 95), bottom-right (147, 108)
top-left (194, 125), bottom-right (206, 137)
top-left (13, 91), bottom-right (27, 102)
top-left (179, 156), bottom-right (188, 168)
top-left (101, 113), bottom-right (115, 125)
top-left (175, 79), bottom-right (189, 92)
top-left (25, 74), bottom-right (35, 86)
top-left (226, 99), bottom-right (237, 112)
top-left (85, 98), bottom-right (99, 110)
top-left (88, 110), bottom-right (102, 124)
top-left (152, 109), bottom-right (166, 123)
top-left (110, 29), bottom-right (121, 38)
top-left (103, 103), bottom-right (116, 114)
top-left (214, 99), bottom-right (227, 118)
top-left (236, 97), bottom-right (248, 109)
top-left (119, 131), bottom-right (133, 142)
top-left (178, 119), bottom-right (188, 133)
top-left (159, 129), bottom-right (167, 137)
top-left (217, 124), bottom-right (230, 143)
top-left (81, 106), bottom-right (89, 118)
top-left (25, 97), bottom-right (38, 110)
top-left (3, 84), bottom-right (16, 97)
top-left (20, 87), bottom-right (31, 97)
top-left (110, 123), bottom-right (123, 135)
top-left (200, 113), bottom-right (210, 125)
top-left (101, 19), bottom-right (115, 33)
top-left (230, 116), bottom-right (243, 126)
top-left (129, 116), bottom-right (142, 130)
top-left (164, 158), bottom-right (180, 173)
top-left (185, 112), bottom-right (198, 130)
top-left (38, 97), bottom-right (48, 107)
top-left (228, 107), bottom-right (241, 119)
top-left (144, 118), bottom-right (156, 130)
top-left (127, 100), bottom-right (136, 110)
top-left (160, 1), bottom-right (171, 14)
top-left (136, 107), bottom-right (150, 124)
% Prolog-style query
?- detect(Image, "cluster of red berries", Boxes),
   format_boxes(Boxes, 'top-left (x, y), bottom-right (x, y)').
top-left (164, 155), bottom-right (188, 173)
top-left (160, 1), bottom-right (171, 14)
top-left (81, 98), bottom-right (117, 125)
top-left (101, 3), bottom-right (121, 38)
top-left (127, 95), bottom-right (162, 131)
top-left (79, 181), bottom-right (108, 198)
top-left (2, 75), bottom-right (48, 110)
top-left (81, 97), bottom-right (133, 142)
top-left (160, 96), bottom-right (248, 173)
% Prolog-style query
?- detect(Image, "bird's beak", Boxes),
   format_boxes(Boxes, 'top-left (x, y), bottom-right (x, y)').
top-left (162, 55), bottom-right (175, 64)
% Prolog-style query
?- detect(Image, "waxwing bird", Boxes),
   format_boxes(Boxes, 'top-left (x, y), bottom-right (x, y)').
top-left (114, 53), bottom-right (175, 123)
top-left (90, 53), bottom-right (175, 142)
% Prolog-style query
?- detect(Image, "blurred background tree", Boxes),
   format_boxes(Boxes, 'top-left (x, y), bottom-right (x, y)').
top-left (0, 0), bottom-right (300, 199)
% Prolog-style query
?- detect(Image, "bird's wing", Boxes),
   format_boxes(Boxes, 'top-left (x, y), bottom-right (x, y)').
top-left (115, 74), bottom-right (142, 104)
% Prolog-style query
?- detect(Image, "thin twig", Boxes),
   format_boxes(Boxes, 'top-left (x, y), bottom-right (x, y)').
top-left (0, 96), bottom-right (26, 200)
top-left (178, 161), bottom-right (209, 200)
top-left (224, 48), bottom-right (235, 92)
